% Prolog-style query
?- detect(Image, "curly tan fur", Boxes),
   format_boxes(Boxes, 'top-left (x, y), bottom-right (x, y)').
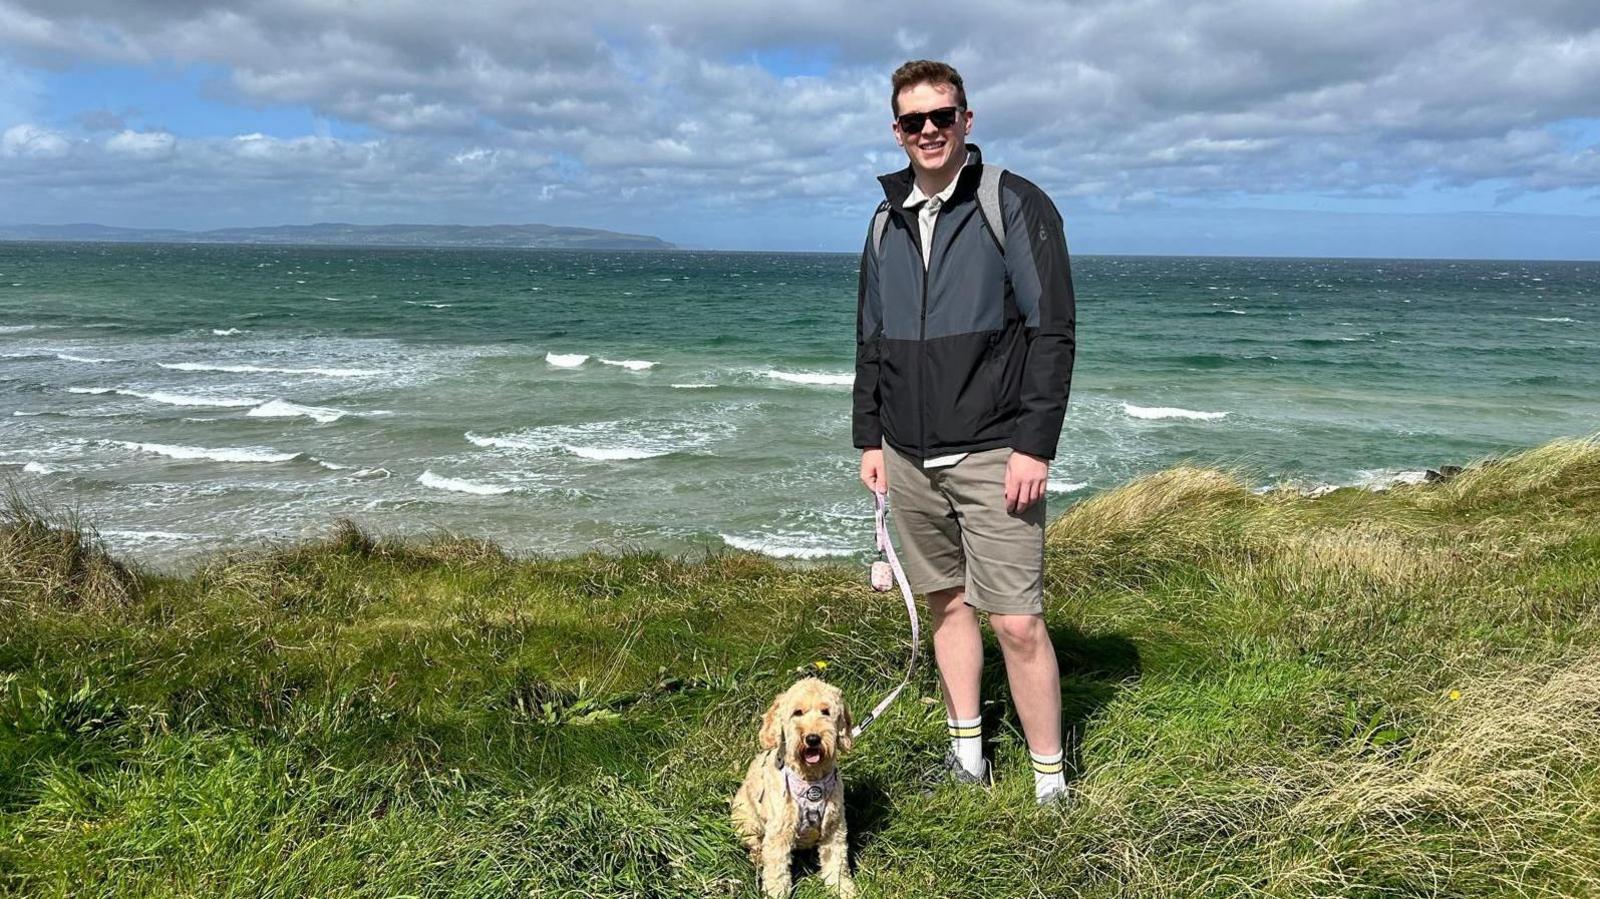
top-left (730, 677), bottom-right (856, 897)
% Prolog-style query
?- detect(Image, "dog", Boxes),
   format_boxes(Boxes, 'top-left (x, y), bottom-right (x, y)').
top-left (730, 677), bottom-right (856, 897)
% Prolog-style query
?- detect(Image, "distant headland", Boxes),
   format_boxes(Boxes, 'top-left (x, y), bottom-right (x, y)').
top-left (0, 222), bottom-right (675, 250)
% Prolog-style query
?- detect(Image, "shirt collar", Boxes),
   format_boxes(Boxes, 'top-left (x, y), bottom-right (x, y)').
top-left (903, 151), bottom-right (971, 209)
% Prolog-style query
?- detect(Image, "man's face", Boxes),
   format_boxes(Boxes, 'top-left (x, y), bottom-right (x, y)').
top-left (892, 81), bottom-right (972, 176)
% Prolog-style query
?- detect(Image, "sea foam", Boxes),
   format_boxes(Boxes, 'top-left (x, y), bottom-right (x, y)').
top-left (1122, 403), bottom-right (1229, 421)
top-left (546, 353), bottom-right (590, 368)
top-left (417, 470), bottom-right (512, 495)
top-left (764, 370), bottom-right (853, 387)
top-left (100, 529), bottom-right (197, 542)
top-left (158, 362), bottom-right (383, 377)
top-left (464, 432), bottom-right (538, 450)
top-left (599, 358), bottom-right (657, 371)
top-left (719, 532), bottom-right (857, 559)
top-left (132, 390), bottom-right (260, 408)
top-left (110, 440), bottom-right (301, 464)
top-left (75, 387), bottom-right (262, 408)
top-left (563, 445), bottom-right (669, 461)
top-left (1356, 469), bottom-right (1432, 491)
top-left (467, 430), bottom-right (670, 461)
top-left (468, 417), bottom-right (711, 461)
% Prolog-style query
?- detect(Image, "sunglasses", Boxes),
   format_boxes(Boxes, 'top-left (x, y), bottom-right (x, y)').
top-left (896, 106), bottom-right (962, 134)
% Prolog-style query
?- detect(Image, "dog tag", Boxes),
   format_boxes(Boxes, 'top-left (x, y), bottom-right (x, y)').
top-left (870, 560), bottom-right (893, 592)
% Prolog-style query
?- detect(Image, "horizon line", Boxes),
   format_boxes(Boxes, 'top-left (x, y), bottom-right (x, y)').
top-left (6, 232), bottom-right (1600, 265)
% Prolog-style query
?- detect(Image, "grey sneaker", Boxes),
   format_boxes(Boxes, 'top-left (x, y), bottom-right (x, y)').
top-left (1036, 784), bottom-right (1074, 808)
top-left (942, 748), bottom-right (993, 787)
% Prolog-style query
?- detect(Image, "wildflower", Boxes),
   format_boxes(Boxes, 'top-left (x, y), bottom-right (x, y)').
top-left (813, 660), bottom-right (829, 671)
top-left (1448, 689), bottom-right (1462, 701)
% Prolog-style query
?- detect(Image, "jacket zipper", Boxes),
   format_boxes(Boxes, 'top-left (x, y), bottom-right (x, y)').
top-left (917, 213), bottom-right (933, 458)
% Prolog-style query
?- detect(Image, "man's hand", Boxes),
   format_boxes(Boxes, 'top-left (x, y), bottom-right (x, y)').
top-left (1004, 450), bottom-right (1049, 514)
top-left (860, 448), bottom-right (887, 494)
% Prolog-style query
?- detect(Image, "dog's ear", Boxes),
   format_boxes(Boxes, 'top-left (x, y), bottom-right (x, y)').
top-left (836, 697), bottom-right (854, 753)
top-left (759, 694), bottom-right (784, 750)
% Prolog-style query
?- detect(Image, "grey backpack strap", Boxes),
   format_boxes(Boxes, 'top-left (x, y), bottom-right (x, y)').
top-left (976, 165), bottom-right (1007, 254)
top-left (870, 201), bottom-right (891, 256)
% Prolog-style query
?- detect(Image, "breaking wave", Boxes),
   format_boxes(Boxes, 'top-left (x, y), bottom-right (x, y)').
top-left (1122, 403), bottom-right (1229, 421)
top-left (109, 440), bottom-right (301, 464)
top-left (416, 470), bottom-right (512, 495)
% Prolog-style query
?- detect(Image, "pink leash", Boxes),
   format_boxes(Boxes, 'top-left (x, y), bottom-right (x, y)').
top-left (850, 490), bottom-right (922, 739)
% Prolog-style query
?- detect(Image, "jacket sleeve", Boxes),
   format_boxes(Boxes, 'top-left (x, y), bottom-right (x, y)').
top-left (852, 213), bottom-right (884, 449)
top-left (1002, 179), bottom-right (1076, 460)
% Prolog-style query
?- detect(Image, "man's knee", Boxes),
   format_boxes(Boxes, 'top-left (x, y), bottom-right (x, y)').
top-left (990, 613), bottom-right (1049, 650)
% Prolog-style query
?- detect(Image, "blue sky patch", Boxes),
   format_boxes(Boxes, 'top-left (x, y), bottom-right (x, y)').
top-left (748, 45), bottom-right (838, 79)
top-left (43, 62), bottom-right (368, 140)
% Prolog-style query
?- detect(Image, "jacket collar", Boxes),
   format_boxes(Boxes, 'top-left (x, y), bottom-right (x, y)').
top-left (878, 144), bottom-right (984, 210)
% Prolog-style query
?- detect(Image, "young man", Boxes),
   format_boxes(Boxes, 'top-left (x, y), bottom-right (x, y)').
top-left (853, 60), bottom-right (1077, 804)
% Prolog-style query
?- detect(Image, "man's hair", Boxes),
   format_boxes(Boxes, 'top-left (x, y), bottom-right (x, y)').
top-left (890, 60), bottom-right (967, 115)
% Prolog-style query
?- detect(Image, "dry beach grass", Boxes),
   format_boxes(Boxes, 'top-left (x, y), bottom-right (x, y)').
top-left (2, 436), bottom-right (1598, 897)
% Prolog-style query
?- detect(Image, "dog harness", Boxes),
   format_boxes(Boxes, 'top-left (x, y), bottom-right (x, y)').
top-left (782, 765), bottom-right (838, 844)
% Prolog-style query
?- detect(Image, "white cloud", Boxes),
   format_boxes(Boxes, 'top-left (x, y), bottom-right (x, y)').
top-left (2, 122), bottom-right (68, 157)
top-left (105, 128), bottom-right (174, 158)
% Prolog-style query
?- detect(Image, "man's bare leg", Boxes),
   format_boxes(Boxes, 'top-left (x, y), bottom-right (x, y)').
top-left (988, 612), bottom-right (1062, 756)
top-left (927, 585), bottom-right (984, 720)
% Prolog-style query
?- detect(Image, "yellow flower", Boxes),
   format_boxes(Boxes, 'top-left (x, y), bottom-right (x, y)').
top-left (813, 660), bottom-right (829, 670)
top-left (1448, 689), bottom-right (1462, 701)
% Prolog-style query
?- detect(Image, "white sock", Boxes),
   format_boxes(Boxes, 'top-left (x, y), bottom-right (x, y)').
top-left (1031, 749), bottom-right (1066, 800)
top-left (947, 717), bottom-right (983, 776)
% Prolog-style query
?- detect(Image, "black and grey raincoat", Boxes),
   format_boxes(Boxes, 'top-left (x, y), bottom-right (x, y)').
top-left (853, 146), bottom-right (1077, 461)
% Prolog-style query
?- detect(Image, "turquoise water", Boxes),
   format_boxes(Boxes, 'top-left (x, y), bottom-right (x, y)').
top-left (2, 242), bottom-right (1596, 568)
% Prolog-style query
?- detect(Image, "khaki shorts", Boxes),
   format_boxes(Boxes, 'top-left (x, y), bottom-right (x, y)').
top-left (882, 444), bottom-right (1045, 615)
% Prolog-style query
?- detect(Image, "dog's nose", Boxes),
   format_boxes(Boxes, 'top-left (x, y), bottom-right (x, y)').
top-left (805, 734), bottom-right (822, 748)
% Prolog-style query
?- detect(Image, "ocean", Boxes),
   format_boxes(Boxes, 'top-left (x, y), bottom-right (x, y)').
top-left (2, 242), bottom-right (1596, 569)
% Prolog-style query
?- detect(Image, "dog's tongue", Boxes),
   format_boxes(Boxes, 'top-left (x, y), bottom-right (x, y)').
top-left (804, 748), bottom-right (823, 765)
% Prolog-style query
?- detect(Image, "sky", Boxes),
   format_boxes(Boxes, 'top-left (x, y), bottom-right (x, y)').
top-left (2, 1), bottom-right (1599, 257)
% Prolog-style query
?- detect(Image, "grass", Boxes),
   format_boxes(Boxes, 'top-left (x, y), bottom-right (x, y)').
top-left (2, 435), bottom-right (1598, 897)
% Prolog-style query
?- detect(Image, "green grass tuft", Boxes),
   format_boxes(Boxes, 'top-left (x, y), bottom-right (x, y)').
top-left (1, 487), bottom-right (136, 612)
